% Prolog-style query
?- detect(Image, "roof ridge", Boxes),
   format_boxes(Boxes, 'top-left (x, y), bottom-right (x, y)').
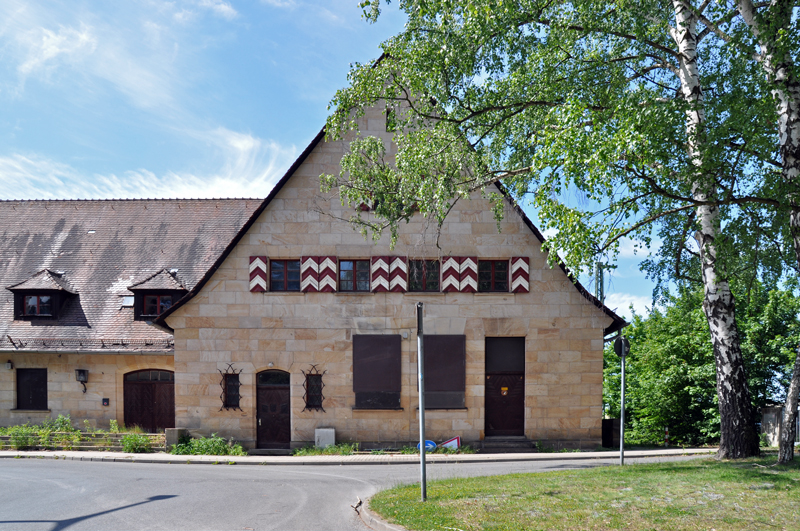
top-left (0, 198), bottom-right (261, 203)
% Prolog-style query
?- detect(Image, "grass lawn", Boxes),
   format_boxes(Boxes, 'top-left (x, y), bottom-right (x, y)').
top-left (369, 455), bottom-right (800, 530)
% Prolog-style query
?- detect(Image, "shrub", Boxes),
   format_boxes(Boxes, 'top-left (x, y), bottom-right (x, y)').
top-left (41, 414), bottom-right (78, 433)
top-left (9, 425), bottom-right (39, 450)
top-left (170, 434), bottom-right (247, 456)
top-left (109, 420), bottom-right (120, 433)
top-left (121, 433), bottom-right (152, 453)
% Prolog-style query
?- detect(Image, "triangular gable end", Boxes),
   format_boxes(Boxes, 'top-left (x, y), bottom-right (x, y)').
top-left (154, 126), bottom-right (626, 336)
top-left (6, 269), bottom-right (77, 294)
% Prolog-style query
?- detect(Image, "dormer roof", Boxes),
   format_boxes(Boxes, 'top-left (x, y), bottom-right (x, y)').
top-left (128, 269), bottom-right (187, 291)
top-left (6, 269), bottom-right (77, 294)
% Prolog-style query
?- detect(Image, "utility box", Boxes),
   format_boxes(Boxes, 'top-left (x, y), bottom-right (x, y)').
top-left (315, 428), bottom-right (335, 448)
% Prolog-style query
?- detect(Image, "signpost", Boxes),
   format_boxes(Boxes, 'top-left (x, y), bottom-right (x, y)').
top-left (417, 302), bottom-right (427, 501)
top-left (613, 334), bottom-right (630, 466)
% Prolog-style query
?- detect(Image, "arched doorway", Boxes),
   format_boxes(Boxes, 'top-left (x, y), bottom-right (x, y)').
top-left (256, 370), bottom-right (290, 449)
top-left (123, 369), bottom-right (175, 433)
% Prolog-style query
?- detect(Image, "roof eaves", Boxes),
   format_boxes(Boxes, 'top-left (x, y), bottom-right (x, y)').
top-left (153, 127), bottom-right (327, 329)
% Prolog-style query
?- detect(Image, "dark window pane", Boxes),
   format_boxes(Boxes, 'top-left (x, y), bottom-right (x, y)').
top-left (340, 270), bottom-right (353, 281)
top-left (356, 261), bottom-right (370, 272)
top-left (287, 260), bottom-right (301, 271)
top-left (479, 281), bottom-right (492, 291)
top-left (305, 373), bottom-right (323, 409)
top-left (479, 261), bottom-right (492, 272)
top-left (24, 296), bottom-right (37, 315)
top-left (224, 374), bottom-right (240, 408)
top-left (144, 295), bottom-right (158, 315)
top-left (496, 261), bottom-right (508, 272)
top-left (288, 280), bottom-right (300, 291)
top-left (258, 370), bottom-right (290, 386)
top-left (272, 261), bottom-right (285, 272)
top-left (357, 280), bottom-right (370, 291)
top-left (159, 296), bottom-right (172, 313)
top-left (38, 296), bottom-right (52, 315)
top-left (287, 270), bottom-right (300, 281)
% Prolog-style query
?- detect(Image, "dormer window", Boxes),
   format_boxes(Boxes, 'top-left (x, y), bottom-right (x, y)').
top-left (143, 294), bottom-right (173, 316)
top-left (6, 269), bottom-right (77, 321)
top-left (24, 295), bottom-right (53, 316)
top-left (127, 269), bottom-right (187, 321)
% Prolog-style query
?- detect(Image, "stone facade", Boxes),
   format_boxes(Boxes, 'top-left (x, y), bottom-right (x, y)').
top-left (0, 351), bottom-right (172, 428)
top-left (164, 107), bottom-right (620, 449)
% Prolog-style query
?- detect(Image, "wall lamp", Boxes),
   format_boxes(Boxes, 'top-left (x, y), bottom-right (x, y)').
top-left (5, 360), bottom-right (12, 370)
top-left (75, 369), bottom-right (88, 393)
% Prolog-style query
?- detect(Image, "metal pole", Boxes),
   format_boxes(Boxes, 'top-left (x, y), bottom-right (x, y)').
top-left (417, 302), bottom-right (427, 501)
top-left (620, 335), bottom-right (626, 466)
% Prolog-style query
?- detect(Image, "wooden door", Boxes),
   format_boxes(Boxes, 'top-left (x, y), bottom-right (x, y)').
top-left (485, 337), bottom-right (525, 436)
top-left (123, 370), bottom-right (175, 433)
top-left (256, 370), bottom-right (291, 449)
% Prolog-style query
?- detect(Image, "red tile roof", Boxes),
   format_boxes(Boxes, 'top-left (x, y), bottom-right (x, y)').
top-left (0, 198), bottom-right (257, 352)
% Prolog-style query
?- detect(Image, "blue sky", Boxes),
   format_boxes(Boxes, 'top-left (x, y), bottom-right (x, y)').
top-left (0, 0), bottom-right (655, 318)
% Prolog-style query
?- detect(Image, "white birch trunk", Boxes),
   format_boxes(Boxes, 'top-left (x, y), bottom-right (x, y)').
top-left (673, 1), bottom-right (758, 458)
top-left (738, 0), bottom-right (800, 463)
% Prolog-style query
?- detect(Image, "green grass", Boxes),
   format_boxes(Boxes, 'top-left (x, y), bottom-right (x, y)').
top-left (370, 455), bottom-right (800, 530)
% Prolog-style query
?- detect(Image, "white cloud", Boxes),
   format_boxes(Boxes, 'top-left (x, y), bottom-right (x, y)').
top-left (198, 0), bottom-right (238, 20)
top-left (16, 24), bottom-right (97, 79)
top-left (0, 130), bottom-right (298, 200)
top-left (260, 0), bottom-right (296, 7)
top-left (604, 293), bottom-right (653, 319)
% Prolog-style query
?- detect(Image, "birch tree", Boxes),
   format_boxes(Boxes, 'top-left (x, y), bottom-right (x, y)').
top-left (324, 0), bottom-right (796, 458)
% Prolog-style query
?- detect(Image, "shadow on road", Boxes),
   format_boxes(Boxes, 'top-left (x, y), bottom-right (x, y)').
top-left (0, 494), bottom-right (178, 530)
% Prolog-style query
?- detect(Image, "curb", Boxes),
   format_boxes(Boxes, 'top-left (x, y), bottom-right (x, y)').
top-left (0, 448), bottom-right (717, 466)
top-left (359, 499), bottom-right (408, 531)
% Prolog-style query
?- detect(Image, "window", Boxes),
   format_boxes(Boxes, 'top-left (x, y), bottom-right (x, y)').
top-left (16, 368), bottom-right (47, 410)
top-left (303, 372), bottom-right (325, 411)
top-left (24, 295), bottom-right (52, 316)
top-left (270, 259), bottom-right (301, 291)
top-left (353, 334), bottom-right (401, 409)
top-left (339, 260), bottom-right (370, 292)
top-left (409, 260), bottom-right (440, 292)
top-left (478, 260), bottom-right (509, 292)
top-left (143, 294), bottom-right (173, 316)
top-left (423, 335), bottom-right (466, 409)
top-left (222, 373), bottom-right (241, 409)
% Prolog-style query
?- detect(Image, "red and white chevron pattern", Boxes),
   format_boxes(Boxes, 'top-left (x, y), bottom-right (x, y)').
top-left (371, 256), bottom-right (390, 292)
top-left (511, 256), bottom-right (530, 293)
top-left (318, 256), bottom-right (337, 292)
top-left (249, 256), bottom-right (267, 292)
top-left (389, 257), bottom-right (407, 292)
top-left (459, 256), bottom-right (478, 292)
top-left (301, 256), bottom-right (319, 292)
top-left (442, 256), bottom-right (461, 292)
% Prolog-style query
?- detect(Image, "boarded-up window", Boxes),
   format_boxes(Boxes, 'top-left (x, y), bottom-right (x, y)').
top-left (423, 335), bottom-right (466, 409)
top-left (353, 334), bottom-right (401, 409)
top-left (17, 368), bottom-right (47, 410)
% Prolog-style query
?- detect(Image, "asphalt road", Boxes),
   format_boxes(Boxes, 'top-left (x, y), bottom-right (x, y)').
top-left (0, 455), bottom-right (704, 530)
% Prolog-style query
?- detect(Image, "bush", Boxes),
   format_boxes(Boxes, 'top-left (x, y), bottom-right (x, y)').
top-left (170, 434), bottom-right (247, 456)
top-left (292, 442), bottom-right (360, 456)
top-left (41, 414), bottom-right (78, 433)
top-left (9, 425), bottom-right (39, 450)
top-left (121, 433), bottom-right (152, 453)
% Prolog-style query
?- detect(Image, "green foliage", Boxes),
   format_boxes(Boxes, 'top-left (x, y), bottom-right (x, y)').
top-left (109, 420), bottom-right (120, 433)
top-left (41, 415), bottom-right (78, 433)
top-left (604, 285), bottom-right (800, 446)
top-left (8, 425), bottom-right (38, 450)
top-left (121, 433), bottom-right (152, 453)
top-left (170, 434), bottom-right (247, 456)
top-left (292, 442), bottom-right (360, 456)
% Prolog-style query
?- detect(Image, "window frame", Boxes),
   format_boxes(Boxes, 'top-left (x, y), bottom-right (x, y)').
top-left (270, 259), bottom-right (301, 292)
top-left (23, 294), bottom-right (53, 316)
top-left (221, 373), bottom-right (241, 410)
top-left (339, 259), bottom-right (371, 292)
top-left (303, 372), bottom-right (325, 411)
top-left (408, 260), bottom-right (441, 292)
top-left (478, 260), bottom-right (510, 293)
top-left (142, 294), bottom-right (173, 316)
top-left (132, 289), bottom-right (186, 321)
top-left (16, 368), bottom-right (48, 411)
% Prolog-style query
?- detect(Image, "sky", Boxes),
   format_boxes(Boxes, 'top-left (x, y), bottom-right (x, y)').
top-left (0, 0), bottom-right (656, 319)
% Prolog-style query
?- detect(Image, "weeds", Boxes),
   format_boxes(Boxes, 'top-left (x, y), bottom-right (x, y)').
top-left (292, 442), bottom-right (360, 456)
top-left (121, 433), bottom-right (152, 453)
top-left (170, 434), bottom-right (247, 456)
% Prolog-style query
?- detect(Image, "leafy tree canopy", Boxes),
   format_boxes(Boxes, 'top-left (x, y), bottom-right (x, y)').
top-left (604, 283), bottom-right (800, 446)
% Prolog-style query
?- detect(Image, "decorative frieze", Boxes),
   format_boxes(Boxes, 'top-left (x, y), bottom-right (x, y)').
top-left (511, 256), bottom-right (530, 293)
top-left (371, 256), bottom-right (390, 292)
top-left (459, 256), bottom-right (478, 293)
top-left (249, 256), bottom-right (267, 292)
top-left (389, 257), bottom-right (407, 292)
top-left (300, 256), bottom-right (319, 292)
top-left (441, 256), bottom-right (461, 292)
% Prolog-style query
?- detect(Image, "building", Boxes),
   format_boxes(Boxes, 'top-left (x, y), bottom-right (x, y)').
top-left (0, 199), bottom-right (255, 431)
top-left (154, 114), bottom-right (626, 450)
